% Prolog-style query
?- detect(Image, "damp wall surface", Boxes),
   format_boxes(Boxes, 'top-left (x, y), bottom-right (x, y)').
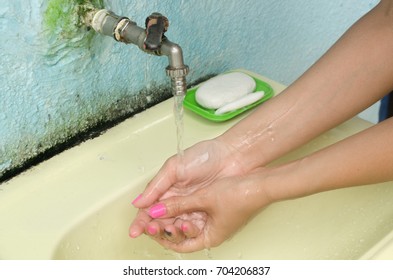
top-left (0, 0), bottom-right (378, 181)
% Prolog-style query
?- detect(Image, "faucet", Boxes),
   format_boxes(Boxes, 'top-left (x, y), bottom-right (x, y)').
top-left (85, 9), bottom-right (189, 96)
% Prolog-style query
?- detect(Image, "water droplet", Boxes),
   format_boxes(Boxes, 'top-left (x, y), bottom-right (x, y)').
top-left (203, 248), bottom-right (213, 259)
top-left (237, 252), bottom-right (243, 259)
top-left (244, 189), bottom-right (250, 197)
top-left (137, 166), bottom-right (145, 173)
top-left (267, 125), bottom-right (275, 142)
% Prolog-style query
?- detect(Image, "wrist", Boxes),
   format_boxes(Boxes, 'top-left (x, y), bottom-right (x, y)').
top-left (258, 158), bottom-right (315, 204)
top-left (213, 136), bottom-right (252, 175)
top-left (215, 131), bottom-right (269, 174)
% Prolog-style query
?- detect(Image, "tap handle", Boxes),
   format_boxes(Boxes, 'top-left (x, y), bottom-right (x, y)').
top-left (144, 12), bottom-right (169, 51)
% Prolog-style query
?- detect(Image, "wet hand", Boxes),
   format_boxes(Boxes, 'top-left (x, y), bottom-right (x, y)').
top-left (141, 171), bottom-right (272, 253)
top-left (129, 139), bottom-right (246, 239)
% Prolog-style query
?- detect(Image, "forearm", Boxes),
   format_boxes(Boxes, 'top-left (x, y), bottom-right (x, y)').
top-left (219, 0), bottom-right (393, 171)
top-left (264, 117), bottom-right (393, 202)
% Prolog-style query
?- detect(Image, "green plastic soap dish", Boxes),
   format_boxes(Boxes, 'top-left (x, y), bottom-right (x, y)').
top-left (183, 73), bottom-right (274, 122)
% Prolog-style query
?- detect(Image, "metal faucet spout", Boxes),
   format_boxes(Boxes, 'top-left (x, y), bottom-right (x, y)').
top-left (161, 40), bottom-right (186, 69)
top-left (161, 40), bottom-right (189, 96)
top-left (87, 9), bottom-right (189, 97)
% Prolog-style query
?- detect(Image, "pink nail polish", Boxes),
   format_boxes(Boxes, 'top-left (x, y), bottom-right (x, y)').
top-left (181, 224), bottom-right (188, 232)
top-left (132, 194), bottom-right (142, 205)
top-left (147, 226), bottom-right (157, 235)
top-left (149, 203), bottom-right (166, 218)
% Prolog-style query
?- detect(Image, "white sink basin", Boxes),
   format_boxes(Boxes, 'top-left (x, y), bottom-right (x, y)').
top-left (1, 70), bottom-right (393, 259)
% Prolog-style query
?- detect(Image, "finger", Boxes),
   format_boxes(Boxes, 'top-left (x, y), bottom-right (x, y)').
top-left (132, 156), bottom-right (179, 208)
top-left (155, 233), bottom-right (206, 253)
top-left (143, 215), bottom-right (182, 237)
top-left (145, 216), bottom-right (178, 237)
top-left (147, 218), bottom-right (186, 244)
top-left (180, 220), bottom-right (201, 239)
top-left (144, 220), bottom-right (159, 236)
top-left (129, 209), bottom-right (151, 238)
top-left (162, 224), bottom-right (186, 244)
top-left (148, 191), bottom-right (207, 219)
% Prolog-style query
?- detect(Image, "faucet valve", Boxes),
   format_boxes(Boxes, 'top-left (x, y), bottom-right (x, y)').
top-left (88, 9), bottom-right (188, 97)
top-left (144, 13), bottom-right (169, 52)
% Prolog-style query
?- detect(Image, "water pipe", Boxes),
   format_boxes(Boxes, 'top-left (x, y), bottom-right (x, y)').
top-left (85, 9), bottom-right (189, 96)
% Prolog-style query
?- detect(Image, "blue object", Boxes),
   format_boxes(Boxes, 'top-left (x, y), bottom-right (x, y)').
top-left (379, 93), bottom-right (393, 122)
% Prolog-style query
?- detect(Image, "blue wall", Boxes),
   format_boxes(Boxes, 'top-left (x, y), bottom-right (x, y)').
top-left (0, 0), bottom-right (378, 179)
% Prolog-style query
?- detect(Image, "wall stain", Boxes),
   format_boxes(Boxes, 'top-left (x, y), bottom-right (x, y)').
top-left (44, 0), bottom-right (103, 41)
top-left (0, 83), bottom-right (171, 184)
top-left (0, 74), bottom-right (217, 184)
top-left (43, 0), bottom-right (103, 66)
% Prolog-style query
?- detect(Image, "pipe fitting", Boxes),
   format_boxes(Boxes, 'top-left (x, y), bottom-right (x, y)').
top-left (114, 18), bottom-right (135, 42)
top-left (166, 65), bottom-right (189, 79)
top-left (91, 9), bottom-right (120, 35)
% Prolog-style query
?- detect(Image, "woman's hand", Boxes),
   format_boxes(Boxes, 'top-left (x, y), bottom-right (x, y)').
top-left (142, 170), bottom-right (272, 253)
top-left (129, 138), bottom-right (247, 239)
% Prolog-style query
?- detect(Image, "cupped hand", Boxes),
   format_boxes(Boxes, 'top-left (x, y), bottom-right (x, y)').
top-left (129, 138), bottom-right (246, 239)
top-left (142, 170), bottom-right (272, 253)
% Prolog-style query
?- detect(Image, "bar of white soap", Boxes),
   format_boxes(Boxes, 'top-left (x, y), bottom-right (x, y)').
top-left (195, 72), bottom-right (256, 109)
top-left (215, 91), bottom-right (265, 115)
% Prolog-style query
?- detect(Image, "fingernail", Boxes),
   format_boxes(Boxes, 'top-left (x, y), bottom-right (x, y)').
top-left (181, 224), bottom-right (188, 232)
top-left (147, 226), bottom-right (157, 235)
top-left (149, 203), bottom-right (166, 218)
top-left (164, 229), bottom-right (172, 237)
top-left (132, 194), bottom-right (142, 205)
top-left (129, 230), bottom-right (139, 238)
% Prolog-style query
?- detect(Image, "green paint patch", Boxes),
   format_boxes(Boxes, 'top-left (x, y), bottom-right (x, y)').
top-left (43, 0), bottom-right (103, 46)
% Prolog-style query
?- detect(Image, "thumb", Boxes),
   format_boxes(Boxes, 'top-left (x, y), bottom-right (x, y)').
top-left (148, 195), bottom-right (204, 219)
top-left (132, 157), bottom-right (178, 208)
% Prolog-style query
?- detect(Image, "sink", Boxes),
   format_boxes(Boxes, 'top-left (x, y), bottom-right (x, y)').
top-left (52, 168), bottom-right (393, 260)
top-left (1, 69), bottom-right (393, 259)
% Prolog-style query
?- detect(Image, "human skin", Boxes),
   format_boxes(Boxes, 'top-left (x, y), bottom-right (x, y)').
top-left (130, 0), bottom-right (393, 252)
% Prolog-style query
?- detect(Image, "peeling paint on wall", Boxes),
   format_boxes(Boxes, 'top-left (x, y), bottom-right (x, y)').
top-left (0, 0), bottom-right (378, 182)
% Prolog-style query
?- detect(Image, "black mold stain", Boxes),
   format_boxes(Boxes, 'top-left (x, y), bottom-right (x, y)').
top-left (0, 74), bottom-right (217, 184)
top-left (0, 86), bottom-right (170, 184)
